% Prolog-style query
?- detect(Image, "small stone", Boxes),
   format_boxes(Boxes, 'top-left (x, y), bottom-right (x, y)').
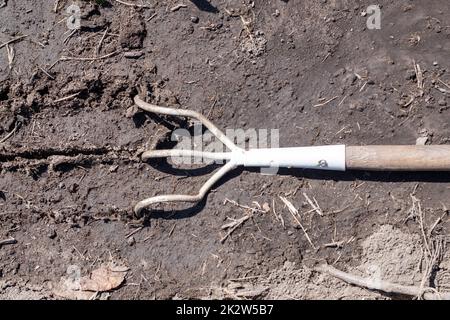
top-left (125, 106), bottom-right (139, 118)
top-left (361, 11), bottom-right (367, 17)
top-left (191, 16), bottom-right (199, 23)
top-left (405, 70), bottom-right (416, 80)
top-left (109, 165), bottom-right (119, 173)
top-left (68, 183), bottom-right (79, 193)
top-left (123, 51), bottom-right (144, 59)
top-left (433, 61), bottom-right (438, 66)
top-left (127, 236), bottom-right (136, 246)
top-left (48, 229), bottom-right (57, 239)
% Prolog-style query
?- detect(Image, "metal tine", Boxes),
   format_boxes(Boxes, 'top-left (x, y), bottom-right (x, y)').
top-left (134, 96), bottom-right (240, 152)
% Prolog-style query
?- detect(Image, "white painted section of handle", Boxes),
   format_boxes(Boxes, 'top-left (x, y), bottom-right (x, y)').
top-left (233, 145), bottom-right (346, 171)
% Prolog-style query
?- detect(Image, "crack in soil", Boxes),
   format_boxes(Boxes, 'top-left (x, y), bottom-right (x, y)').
top-left (0, 145), bottom-right (135, 162)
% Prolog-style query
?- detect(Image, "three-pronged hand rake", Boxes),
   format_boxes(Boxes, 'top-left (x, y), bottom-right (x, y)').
top-left (133, 95), bottom-right (450, 217)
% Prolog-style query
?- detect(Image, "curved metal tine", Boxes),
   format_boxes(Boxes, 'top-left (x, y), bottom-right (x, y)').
top-left (134, 161), bottom-right (237, 217)
top-left (134, 95), bottom-right (241, 152)
top-left (142, 149), bottom-right (233, 162)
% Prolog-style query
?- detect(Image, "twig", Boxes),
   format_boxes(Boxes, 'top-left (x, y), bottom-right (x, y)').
top-left (125, 226), bottom-right (143, 239)
top-left (96, 27), bottom-right (109, 55)
top-left (223, 198), bottom-right (267, 214)
top-left (412, 195), bottom-right (430, 255)
top-left (0, 35), bottom-right (28, 49)
top-left (359, 81), bottom-right (368, 92)
top-left (168, 224), bottom-right (176, 237)
top-left (313, 96), bottom-right (338, 108)
top-left (316, 264), bottom-right (450, 300)
top-left (413, 61), bottom-right (424, 90)
top-left (114, 0), bottom-right (151, 8)
top-left (53, 0), bottom-right (60, 12)
top-left (0, 237), bottom-right (17, 247)
top-left (6, 44), bottom-right (14, 69)
top-left (0, 121), bottom-right (20, 144)
top-left (279, 196), bottom-right (316, 249)
top-left (60, 50), bottom-right (119, 62)
top-left (38, 66), bottom-right (55, 80)
top-left (63, 29), bottom-right (77, 44)
top-left (170, 4), bottom-right (187, 12)
top-left (146, 12), bottom-right (157, 22)
top-left (47, 59), bottom-right (61, 72)
top-left (272, 199), bottom-right (285, 229)
top-left (29, 38), bottom-right (46, 48)
top-left (338, 95), bottom-right (348, 107)
top-left (428, 211), bottom-right (448, 237)
top-left (220, 214), bottom-right (252, 243)
top-left (408, 195), bottom-right (445, 299)
top-left (323, 240), bottom-right (345, 248)
top-left (303, 193), bottom-right (323, 216)
top-left (53, 91), bottom-right (81, 103)
top-left (437, 79), bottom-right (450, 90)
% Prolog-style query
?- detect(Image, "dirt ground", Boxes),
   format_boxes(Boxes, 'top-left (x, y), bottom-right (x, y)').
top-left (0, 0), bottom-right (449, 300)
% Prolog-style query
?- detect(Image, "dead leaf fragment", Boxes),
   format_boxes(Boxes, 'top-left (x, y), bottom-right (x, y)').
top-left (80, 264), bottom-right (127, 292)
top-left (53, 263), bottom-right (128, 300)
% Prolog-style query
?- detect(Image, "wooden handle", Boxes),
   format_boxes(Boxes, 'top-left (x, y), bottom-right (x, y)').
top-left (346, 145), bottom-right (450, 171)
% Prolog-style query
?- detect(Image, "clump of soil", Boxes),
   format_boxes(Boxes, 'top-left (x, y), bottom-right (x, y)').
top-left (118, 9), bottom-right (146, 49)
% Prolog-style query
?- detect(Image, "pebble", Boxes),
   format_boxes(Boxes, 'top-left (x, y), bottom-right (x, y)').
top-left (68, 183), bottom-right (78, 193)
top-left (191, 16), bottom-right (199, 23)
top-left (48, 229), bottom-right (57, 239)
top-left (123, 51), bottom-right (144, 59)
top-left (405, 70), bottom-right (416, 80)
top-left (127, 236), bottom-right (136, 246)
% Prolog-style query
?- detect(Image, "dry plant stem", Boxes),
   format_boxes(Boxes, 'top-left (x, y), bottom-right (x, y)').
top-left (96, 27), bottom-right (109, 55)
top-left (0, 122), bottom-right (19, 144)
top-left (0, 35), bottom-right (28, 49)
top-left (114, 0), bottom-right (151, 8)
top-left (313, 96), bottom-right (338, 108)
top-left (53, 91), bottom-right (81, 103)
top-left (170, 4), bottom-right (187, 12)
top-left (53, 0), bottom-right (60, 12)
top-left (316, 264), bottom-right (450, 300)
top-left (279, 196), bottom-right (316, 249)
top-left (60, 51), bottom-right (119, 62)
top-left (220, 214), bottom-right (252, 243)
top-left (6, 44), bottom-right (14, 69)
top-left (38, 66), bottom-right (55, 79)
